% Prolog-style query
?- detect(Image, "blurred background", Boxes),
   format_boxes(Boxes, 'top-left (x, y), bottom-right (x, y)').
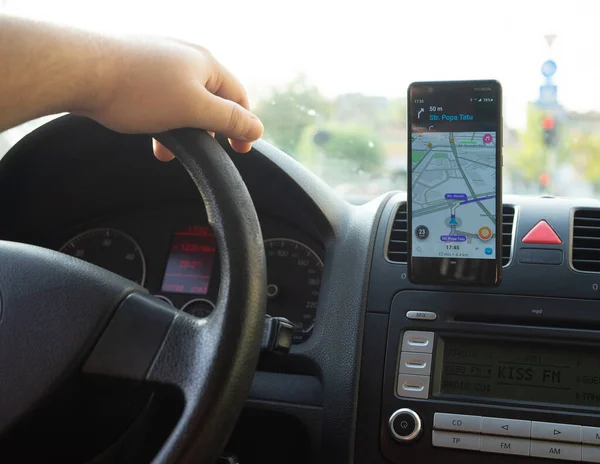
top-left (2, 0), bottom-right (599, 201)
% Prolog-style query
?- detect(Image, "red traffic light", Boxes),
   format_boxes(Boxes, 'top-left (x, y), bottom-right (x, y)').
top-left (539, 173), bottom-right (550, 185)
top-left (542, 116), bottom-right (555, 130)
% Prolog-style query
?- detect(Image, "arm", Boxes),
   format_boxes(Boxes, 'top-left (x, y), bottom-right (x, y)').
top-left (0, 15), bottom-right (263, 155)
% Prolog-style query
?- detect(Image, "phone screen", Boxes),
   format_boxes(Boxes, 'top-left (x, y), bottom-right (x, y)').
top-left (408, 81), bottom-right (502, 286)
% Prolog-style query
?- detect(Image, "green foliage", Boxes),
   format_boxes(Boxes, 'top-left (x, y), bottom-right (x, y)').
top-left (252, 74), bottom-right (600, 196)
top-left (566, 131), bottom-right (600, 187)
top-left (379, 98), bottom-right (407, 128)
top-left (505, 104), bottom-right (548, 182)
top-left (253, 74), bottom-right (332, 156)
top-left (253, 74), bottom-right (386, 183)
top-left (321, 125), bottom-right (383, 172)
top-left (297, 124), bottom-right (384, 174)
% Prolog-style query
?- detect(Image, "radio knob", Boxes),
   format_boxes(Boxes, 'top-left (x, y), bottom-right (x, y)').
top-left (388, 408), bottom-right (423, 443)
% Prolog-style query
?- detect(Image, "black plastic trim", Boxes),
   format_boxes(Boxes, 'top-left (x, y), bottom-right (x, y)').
top-left (83, 293), bottom-right (175, 380)
top-left (249, 372), bottom-right (322, 406)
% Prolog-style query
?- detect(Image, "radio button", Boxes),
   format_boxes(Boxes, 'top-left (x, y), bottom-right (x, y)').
top-left (481, 435), bottom-right (530, 457)
top-left (583, 427), bottom-right (600, 446)
top-left (434, 413), bottom-right (481, 433)
top-left (397, 374), bottom-right (430, 399)
top-left (399, 352), bottom-right (432, 376)
top-left (482, 417), bottom-right (531, 438)
top-left (530, 440), bottom-right (581, 461)
top-left (401, 331), bottom-right (435, 354)
top-left (432, 430), bottom-right (480, 451)
top-left (406, 310), bottom-right (437, 321)
top-left (388, 408), bottom-right (423, 443)
top-left (582, 445), bottom-right (600, 463)
top-left (532, 421), bottom-right (582, 443)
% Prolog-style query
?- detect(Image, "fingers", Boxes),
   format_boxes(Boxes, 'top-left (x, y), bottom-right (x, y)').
top-left (180, 41), bottom-right (251, 110)
top-left (153, 132), bottom-right (252, 162)
top-left (153, 133), bottom-right (252, 162)
top-left (205, 58), bottom-right (258, 153)
top-left (230, 139), bottom-right (253, 153)
top-left (211, 63), bottom-right (251, 111)
top-left (193, 88), bottom-right (264, 146)
top-left (152, 139), bottom-right (175, 162)
top-left (154, 40), bottom-right (262, 155)
top-left (181, 44), bottom-right (259, 152)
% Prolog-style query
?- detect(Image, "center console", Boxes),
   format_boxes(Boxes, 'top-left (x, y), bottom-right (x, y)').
top-left (354, 195), bottom-right (600, 464)
top-left (380, 291), bottom-right (600, 463)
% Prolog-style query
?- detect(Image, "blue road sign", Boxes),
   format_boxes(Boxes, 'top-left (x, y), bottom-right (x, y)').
top-left (541, 60), bottom-right (557, 78)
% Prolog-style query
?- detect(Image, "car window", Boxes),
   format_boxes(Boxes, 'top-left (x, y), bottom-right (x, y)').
top-left (2, 0), bottom-right (599, 199)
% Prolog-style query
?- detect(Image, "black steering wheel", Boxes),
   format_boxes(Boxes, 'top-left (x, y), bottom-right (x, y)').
top-left (0, 127), bottom-right (267, 463)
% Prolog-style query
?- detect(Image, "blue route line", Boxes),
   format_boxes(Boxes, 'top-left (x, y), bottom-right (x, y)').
top-left (459, 194), bottom-right (496, 205)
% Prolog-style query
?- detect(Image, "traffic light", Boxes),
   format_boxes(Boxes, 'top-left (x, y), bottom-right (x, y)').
top-left (542, 116), bottom-right (557, 147)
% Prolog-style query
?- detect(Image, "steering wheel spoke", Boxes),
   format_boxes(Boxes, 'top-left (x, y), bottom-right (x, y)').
top-left (83, 291), bottom-right (220, 398)
top-left (0, 240), bottom-right (141, 436)
top-left (82, 292), bottom-right (178, 382)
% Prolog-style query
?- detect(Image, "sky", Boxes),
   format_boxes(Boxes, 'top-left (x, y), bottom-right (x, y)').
top-left (3, 0), bottom-right (600, 129)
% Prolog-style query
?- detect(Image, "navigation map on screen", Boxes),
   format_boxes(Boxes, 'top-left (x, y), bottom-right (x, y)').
top-left (411, 130), bottom-right (497, 260)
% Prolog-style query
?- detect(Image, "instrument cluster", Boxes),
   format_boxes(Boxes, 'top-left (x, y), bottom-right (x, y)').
top-left (55, 204), bottom-right (324, 344)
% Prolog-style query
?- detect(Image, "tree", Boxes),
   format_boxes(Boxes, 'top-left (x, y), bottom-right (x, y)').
top-left (565, 131), bottom-right (600, 190)
top-left (319, 125), bottom-right (383, 172)
top-left (296, 123), bottom-right (384, 180)
top-left (377, 97), bottom-right (407, 128)
top-left (504, 104), bottom-right (548, 184)
top-left (253, 74), bottom-right (332, 156)
top-left (561, 112), bottom-right (600, 191)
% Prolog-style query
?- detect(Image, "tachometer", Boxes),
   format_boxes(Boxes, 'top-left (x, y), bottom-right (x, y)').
top-left (264, 238), bottom-right (323, 344)
top-left (59, 228), bottom-right (146, 285)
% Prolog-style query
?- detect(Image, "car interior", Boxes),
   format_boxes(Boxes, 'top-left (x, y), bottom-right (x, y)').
top-left (2, 109), bottom-right (600, 464)
top-left (4, 3), bottom-right (600, 463)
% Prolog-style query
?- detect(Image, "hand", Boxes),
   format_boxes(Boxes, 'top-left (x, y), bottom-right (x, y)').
top-left (79, 36), bottom-right (263, 160)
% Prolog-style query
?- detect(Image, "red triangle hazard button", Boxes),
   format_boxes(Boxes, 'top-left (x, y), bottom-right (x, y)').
top-left (522, 220), bottom-right (562, 245)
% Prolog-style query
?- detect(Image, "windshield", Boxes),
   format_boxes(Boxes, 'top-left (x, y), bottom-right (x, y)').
top-left (2, 0), bottom-right (599, 200)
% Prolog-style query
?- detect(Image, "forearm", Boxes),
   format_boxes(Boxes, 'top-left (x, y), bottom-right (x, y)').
top-left (0, 17), bottom-right (262, 153)
top-left (0, 15), bottom-right (115, 131)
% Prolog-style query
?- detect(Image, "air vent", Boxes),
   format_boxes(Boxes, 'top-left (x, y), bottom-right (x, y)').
top-left (502, 205), bottom-right (516, 267)
top-left (572, 209), bottom-right (600, 272)
top-left (387, 203), bottom-right (407, 263)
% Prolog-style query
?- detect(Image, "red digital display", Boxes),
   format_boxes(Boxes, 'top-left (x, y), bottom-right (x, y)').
top-left (161, 226), bottom-right (216, 295)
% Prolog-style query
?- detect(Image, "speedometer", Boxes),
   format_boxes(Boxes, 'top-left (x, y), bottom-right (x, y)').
top-left (264, 238), bottom-right (323, 344)
top-left (59, 228), bottom-right (146, 285)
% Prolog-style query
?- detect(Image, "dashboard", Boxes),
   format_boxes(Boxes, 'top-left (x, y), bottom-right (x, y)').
top-left (5, 115), bottom-right (600, 464)
top-left (0, 116), bottom-right (371, 464)
top-left (48, 205), bottom-right (324, 344)
top-left (358, 192), bottom-right (600, 464)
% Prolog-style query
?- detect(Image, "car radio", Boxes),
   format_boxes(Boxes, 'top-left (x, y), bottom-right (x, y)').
top-left (380, 291), bottom-right (600, 463)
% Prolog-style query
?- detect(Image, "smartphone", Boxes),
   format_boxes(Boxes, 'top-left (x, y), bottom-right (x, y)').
top-left (407, 80), bottom-right (502, 286)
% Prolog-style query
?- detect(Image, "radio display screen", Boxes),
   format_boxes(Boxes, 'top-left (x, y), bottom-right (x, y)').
top-left (435, 338), bottom-right (600, 408)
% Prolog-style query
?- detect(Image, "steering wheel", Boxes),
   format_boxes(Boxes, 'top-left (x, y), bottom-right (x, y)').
top-left (0, 127), bottom-right (267, 463)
